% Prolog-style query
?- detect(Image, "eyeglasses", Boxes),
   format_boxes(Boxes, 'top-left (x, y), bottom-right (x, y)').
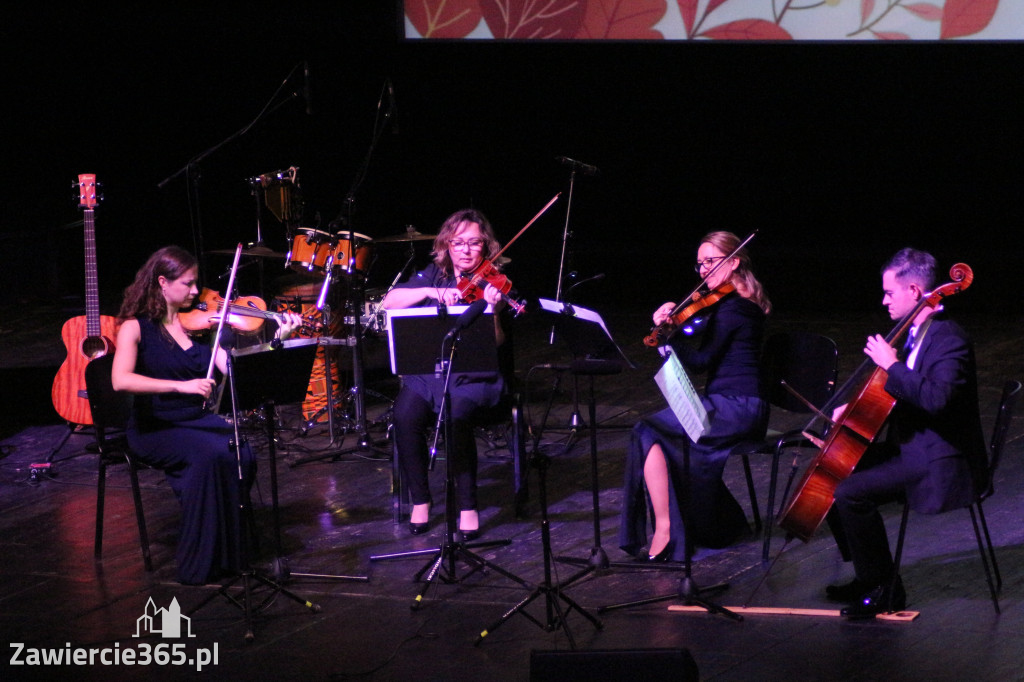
top-left (449, 239), bottom-right (485, 251)
top-left (694, 256), bottom-right (726, 273)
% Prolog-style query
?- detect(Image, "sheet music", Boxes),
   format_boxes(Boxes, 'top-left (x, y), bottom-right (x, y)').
top-left (538, 298), bottom-right (613, 339)
top-left (537, 298), bottom-right (635, 368)
top-left (653, 348), bottom-right (709, 442)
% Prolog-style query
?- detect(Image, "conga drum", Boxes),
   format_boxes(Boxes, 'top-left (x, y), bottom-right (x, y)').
top-left (273, 275), bottom-right (341, 424)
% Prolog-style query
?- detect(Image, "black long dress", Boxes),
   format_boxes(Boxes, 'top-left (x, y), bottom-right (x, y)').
top-left (126, 317), bottom-right (256, 585)
top-left (618, 293), bottom-right (768, 561)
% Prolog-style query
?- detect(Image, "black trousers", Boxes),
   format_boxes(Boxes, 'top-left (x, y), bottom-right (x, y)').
top-left (393, 373), bottom-right (504, 511)
top-left (831, 445), bottom-right (908, 586)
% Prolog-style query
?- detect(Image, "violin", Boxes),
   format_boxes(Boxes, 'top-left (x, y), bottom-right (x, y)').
top-left (180, 288), bottom-right (322, 335)
top-left (643, 282), bottom-right (735, 347)
top-left (777, 263), bottom-right (974, 543)
top-left (457, 259), bottom-right (527, 316)
top-left (452, 192), bottom-right (562, 318)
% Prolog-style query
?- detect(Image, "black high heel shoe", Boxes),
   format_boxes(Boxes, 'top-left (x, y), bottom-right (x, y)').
top-left (646, 541), bottom-right (674, 562)
top-left (409, 520), bottom-right (429, 535)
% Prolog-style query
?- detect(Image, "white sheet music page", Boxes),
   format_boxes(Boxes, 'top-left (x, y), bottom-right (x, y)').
top-left (654, 347), bottom-right (709, 442)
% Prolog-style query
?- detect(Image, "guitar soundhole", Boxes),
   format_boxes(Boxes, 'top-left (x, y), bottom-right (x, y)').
top-left (82, 337), bottom-right (111, 360)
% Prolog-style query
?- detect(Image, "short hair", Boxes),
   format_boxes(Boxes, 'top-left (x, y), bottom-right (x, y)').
top-left (882, 248), bottom-right (936, 291)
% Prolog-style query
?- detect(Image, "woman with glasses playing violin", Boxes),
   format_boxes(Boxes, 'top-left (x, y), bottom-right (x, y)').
top-left (381, 209), bottom-right (509, 539)
top-left (619, 231), bottom-right (772, 562)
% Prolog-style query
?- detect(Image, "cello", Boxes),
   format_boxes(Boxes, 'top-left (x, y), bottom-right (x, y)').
top-left (777, 263), bottom-right (974, 542)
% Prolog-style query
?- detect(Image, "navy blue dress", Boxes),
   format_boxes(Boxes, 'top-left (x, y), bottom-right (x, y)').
top-left (391, 263), bottom-right (505, 511)
top-left (619, 293), bottom-right (768, 560)
top-left (126, 317), bottom-right (255, 585)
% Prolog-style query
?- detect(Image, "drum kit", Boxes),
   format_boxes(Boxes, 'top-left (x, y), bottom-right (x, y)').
top-left (208, 167), bottom-right (437, 445)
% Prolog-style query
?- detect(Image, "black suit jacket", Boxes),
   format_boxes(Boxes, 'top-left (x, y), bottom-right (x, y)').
top-left (884, 314), bottom-right (987, 514)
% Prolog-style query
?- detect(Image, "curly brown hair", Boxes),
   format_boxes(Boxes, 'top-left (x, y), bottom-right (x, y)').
top-left (118, 246), bottom-right (198, 322)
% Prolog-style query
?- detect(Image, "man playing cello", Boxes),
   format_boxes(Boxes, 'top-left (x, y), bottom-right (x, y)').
top-left (827, 248), bottom-right (987, 618)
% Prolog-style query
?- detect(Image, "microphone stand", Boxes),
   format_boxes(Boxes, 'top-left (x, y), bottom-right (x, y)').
top-left (549, 160), bottom-right (600, 438)
top-left (290, 80), bottom-right (395, 464)
top-left (368, 328), bottom-right (528, 610)
top-left (157, 62), bottom-right (305, 284)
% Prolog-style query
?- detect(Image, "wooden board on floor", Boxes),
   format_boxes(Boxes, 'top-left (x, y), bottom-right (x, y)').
top-left (668, 605), bottom-right (920, 622)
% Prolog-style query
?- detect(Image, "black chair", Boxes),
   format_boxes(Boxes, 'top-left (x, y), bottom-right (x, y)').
top-left (729, 331), bottom-right (839, 561)
top-left (888, 378), bottom-right (1021, 614)
top-left (85, 353), bottom-right (153, 572)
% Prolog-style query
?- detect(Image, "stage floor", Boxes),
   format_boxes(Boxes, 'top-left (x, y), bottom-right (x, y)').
top-left (2, 303), bottom-right (1023, 681)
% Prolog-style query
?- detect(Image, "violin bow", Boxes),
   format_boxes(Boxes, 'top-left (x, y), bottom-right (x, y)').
top-left (205, 243), bottom-right (242, 382)
top-left (491, 192), bottom-right (561, 261)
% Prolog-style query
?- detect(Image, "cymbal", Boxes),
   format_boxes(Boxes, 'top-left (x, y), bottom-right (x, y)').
top-left (375, 226), bottom-right (437, 243)
top-left (208, 244), bottom-right (286, 258)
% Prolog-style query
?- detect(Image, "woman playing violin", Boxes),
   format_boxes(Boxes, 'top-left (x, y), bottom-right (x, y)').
top-left (619, 231), bottom-right (771, 562)
top-left (380, 209), bottom-right (509, 539)
top-left (111, 245), bottom-right (302, 584)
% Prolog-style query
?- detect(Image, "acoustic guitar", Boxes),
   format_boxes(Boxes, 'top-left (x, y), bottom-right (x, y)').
top-left (51, 174), bottom-right (120, 424)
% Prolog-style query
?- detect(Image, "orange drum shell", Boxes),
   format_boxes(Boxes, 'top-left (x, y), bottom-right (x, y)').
top-left (287, 229), bottom-right (335, 273)
top-left (330, 232), bottom-right (373, 273)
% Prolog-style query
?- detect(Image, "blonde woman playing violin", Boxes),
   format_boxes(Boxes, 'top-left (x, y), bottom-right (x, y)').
top-left (619, 231), bottom-right (771, 562)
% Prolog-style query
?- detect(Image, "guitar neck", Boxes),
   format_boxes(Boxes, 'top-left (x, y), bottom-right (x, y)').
top-left (83, 207), bottom-right (101, 338)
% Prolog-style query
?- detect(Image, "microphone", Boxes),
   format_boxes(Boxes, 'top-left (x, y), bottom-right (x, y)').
top-left (444, 299), bottom-right (487, 340)
top-left (303, 61), bottom-right (312, 115)
top-left (555, 155), bottom-right (600, 176)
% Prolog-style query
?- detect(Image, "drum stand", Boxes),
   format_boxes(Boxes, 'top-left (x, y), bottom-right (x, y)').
top-left (291, 267), bottom-right (391, 466)
top-left (368, 333), bottom-right (528, 612)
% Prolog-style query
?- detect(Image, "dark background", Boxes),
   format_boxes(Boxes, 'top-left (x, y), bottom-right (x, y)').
top-left (4, 3), bottom-right (1022, 320)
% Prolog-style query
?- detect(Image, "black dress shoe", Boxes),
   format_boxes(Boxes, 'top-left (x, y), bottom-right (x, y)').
top-left (409, 521), bottom-right (429, 535)
top-left (459, 529), bottom-right (480, 542)
top-left (825, 578), bottom-right (872, 603)
top-left (840, 577), bottom-right (906, 619)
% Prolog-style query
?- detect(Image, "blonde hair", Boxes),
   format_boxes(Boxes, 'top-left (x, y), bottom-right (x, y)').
top-left (701, 231), bottom-right (771, 314)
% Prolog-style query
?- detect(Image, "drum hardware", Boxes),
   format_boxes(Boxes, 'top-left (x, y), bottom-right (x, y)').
top-left (209, 245), bottom-right (287, 258)
top-left (249, 166), bottom-right (301, 224)
top-left (292, 78), bottom-right (396, 462)
top-left (373, 225), bottom-right (437, 243)
top-left (290, 269), bottom-right (391, 463)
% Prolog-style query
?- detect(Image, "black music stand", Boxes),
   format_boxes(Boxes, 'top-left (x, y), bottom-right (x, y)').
top-left (231, 338), bottom-right (370, 583)
top-left (535, 299), bottom-right (633, 572)
top-left (596, 349), bottom-right (741, 621)
top-left (189, 338), bottom-right (366, 641)
top-left (369, 305), bottom-right (530, 610)
top-left (189, 338), bottom-right (324, 641)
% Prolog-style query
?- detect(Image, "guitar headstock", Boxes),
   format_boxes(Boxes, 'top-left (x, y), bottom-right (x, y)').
top-left (75, 173), bottom-right (99, 209)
